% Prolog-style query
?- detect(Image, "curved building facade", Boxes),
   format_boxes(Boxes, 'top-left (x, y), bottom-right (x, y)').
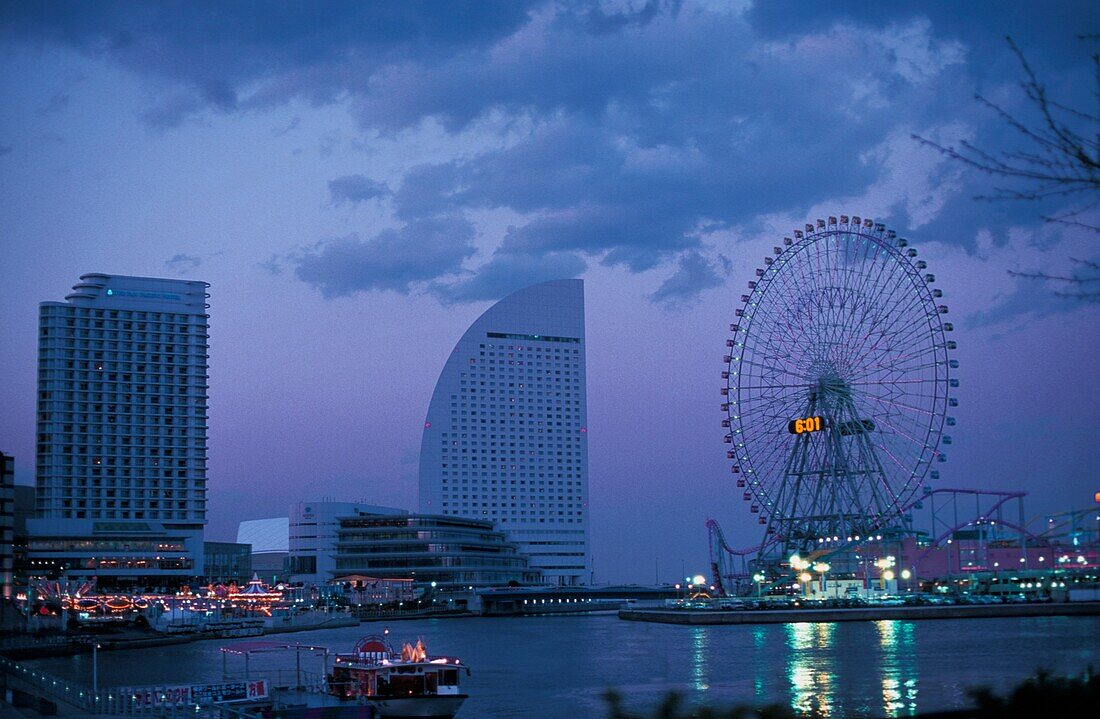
top-left (334, 514), bottom-right (539, 589)
top-left (419, 279), bottom-right (590, 585)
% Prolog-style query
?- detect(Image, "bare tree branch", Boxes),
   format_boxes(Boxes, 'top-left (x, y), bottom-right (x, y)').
top-left (913, 36), bottom-right (1100, 299)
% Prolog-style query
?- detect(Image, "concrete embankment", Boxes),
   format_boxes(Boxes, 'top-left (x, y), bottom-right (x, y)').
top-left (355, 608), bottom-right (475, 622)
top-left (263, 614), bottom-right (359, 633)
top-left (0, 633), bottom-right (196, 661)
top-left (619, 601), bottom-right (1100, 625)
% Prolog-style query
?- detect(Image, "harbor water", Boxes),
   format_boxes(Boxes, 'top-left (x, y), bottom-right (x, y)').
top-left (23, 613), bottom-right (1100, 717)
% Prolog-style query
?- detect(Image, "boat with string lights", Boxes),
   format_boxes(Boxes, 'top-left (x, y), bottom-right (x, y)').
top-left (216, 632), bottom-right (470, 718)
top-left (327, 633), bottom-right (470, 718)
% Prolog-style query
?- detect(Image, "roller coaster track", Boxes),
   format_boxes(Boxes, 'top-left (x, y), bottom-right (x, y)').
top-left (706, 487), bottom-right (1089, 595)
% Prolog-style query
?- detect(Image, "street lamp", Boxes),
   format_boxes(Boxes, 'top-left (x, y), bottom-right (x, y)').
top-left (812, 562), bottom-right (830, 595)
top-left (752, 573), bottom-right (765, 598)
top-left (874, 556), bottom-right (896, 591)
top-left (93, 643), bottom-right (101, 698)
top-left (788, 555), bottom-right (815, 596)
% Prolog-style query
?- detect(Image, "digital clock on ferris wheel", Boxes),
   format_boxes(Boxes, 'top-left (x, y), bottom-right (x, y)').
top-left (787, 416), bottom-right (877, 435)
top-left (788, 416), bottom-right (824, 434)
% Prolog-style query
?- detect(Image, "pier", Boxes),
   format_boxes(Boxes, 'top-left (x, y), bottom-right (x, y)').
top-left (619, 600), bottom-right (1100, 625)
top-left (478, 585), bottom-right (677, 616)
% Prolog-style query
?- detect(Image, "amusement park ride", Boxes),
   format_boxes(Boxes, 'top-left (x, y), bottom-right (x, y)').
top-left (708, 215), bottom-right (1099, 596)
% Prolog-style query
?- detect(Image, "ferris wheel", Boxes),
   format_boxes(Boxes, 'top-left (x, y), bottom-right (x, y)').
top-left (722, 215), bottom-right (956, 560)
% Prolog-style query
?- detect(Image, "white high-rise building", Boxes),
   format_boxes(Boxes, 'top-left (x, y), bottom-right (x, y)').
top-left (419, 279), bottom-right (590, 586)
top-left (28, 274), bottom-right (210, 584)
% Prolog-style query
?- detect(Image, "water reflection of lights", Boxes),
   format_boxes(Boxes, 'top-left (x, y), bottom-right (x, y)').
top-left (690, 627), bottom-right (710, 691)
top-left (876, 620), bottom-right (918, 717)
top-left (752, 626), bottom-right (769, 702)
top-left (786, 622), bottom-right (835, 716)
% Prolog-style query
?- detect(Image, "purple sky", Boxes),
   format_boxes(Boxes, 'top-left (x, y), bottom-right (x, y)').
top-left (1, 1), bottom-right (1098, 584)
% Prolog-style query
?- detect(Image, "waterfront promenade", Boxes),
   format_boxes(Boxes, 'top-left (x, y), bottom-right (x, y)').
top-left (620, 600), bottom-right (1100, 625)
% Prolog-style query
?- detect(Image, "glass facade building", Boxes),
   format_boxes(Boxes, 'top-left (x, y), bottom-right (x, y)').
top-left (334, 513), bottom-right (539, 589)
top-left (203, 541), bottom-right (252, 584)
top-left (28, 274), bottom-right (209, 585)
top-left (419, 279), bottom-right (590, 585)
top-left (288, 501), bottom-right (407, 585)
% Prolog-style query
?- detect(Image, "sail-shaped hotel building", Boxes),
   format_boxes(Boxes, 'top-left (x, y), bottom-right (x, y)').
top-left (419, 280), bottom-right (590, 586)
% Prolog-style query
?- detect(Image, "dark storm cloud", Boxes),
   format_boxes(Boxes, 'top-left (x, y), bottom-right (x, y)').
top-left (328, 174), bottom-right (390, 205)
top-left (0, 0), bottom-right (540, 127)
top-left (392, 163), bottom-right (462, 221)
top-left (5, 1), bottom-right (1096, 304)
top-left (164, 253), bottom-right (202, 272)
top-left (140, 92), bottom-right (205, 130)
top-left (582, 0), bottom-right (678, 35)
top-left (294, 216), bottom-right (477, 297)
top-left (744, 0), bottom-right (1099, 72)
top-left (651, 250), bottom-right (731, 305)
top-left (432, 249), bottom-right (587, 304)
top-left (36, 92), bottom-right (70, 116)
top-left (373, 13), bottom-right (919, 276)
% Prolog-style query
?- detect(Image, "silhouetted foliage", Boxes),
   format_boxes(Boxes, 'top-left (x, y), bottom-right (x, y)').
top-left (967, 668), bottom-right (1098, 719)
top-left (604, 690), bottom-right (798, 719)
top-left (605, 668), bottom-right (1097, 719)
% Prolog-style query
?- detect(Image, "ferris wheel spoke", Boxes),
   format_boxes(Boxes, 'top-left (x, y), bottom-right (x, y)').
top-left (862, 412), bottom-right (938, 466)
top-left (847, 378), bottom-right (942, 387)
top-left (849, 278), bottom-right (935, 365)
top-left (841, 261), bottom-right (927, 367)
top-left (734, 354), bottom-right (803, 377)
top-left (734, 383), bottom-right (812, 392)
top-left (844, 306), bottom-right (930, 377)
top-left (856, 314), bottom-right (940, 369)
top-left (825, 243), bottom-right (887, 354)
top-left (868, 441), bottom-right (920, 518)
top-left (868, 419), bottom-right (939, 486)
top-left (848, 344), bottom-right (943, 381)
top-left (860, 391), bottom-right (937, 418)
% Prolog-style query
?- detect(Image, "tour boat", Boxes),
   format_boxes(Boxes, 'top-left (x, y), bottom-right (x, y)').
top-left (327, 633), bottom-right (470, 718)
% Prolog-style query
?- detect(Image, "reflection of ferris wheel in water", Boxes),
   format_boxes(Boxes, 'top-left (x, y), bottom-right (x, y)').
top-left (722, 215), bottom-right (956, 562)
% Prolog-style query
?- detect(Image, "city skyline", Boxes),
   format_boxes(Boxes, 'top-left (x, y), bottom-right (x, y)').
top-left (2, 2), bottom-right (1099, 584)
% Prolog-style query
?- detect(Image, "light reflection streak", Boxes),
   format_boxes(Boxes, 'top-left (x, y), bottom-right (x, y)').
top-left (690, 626), bottom-right (709, 691)
top-left (786, 622), bottom-right (835, 716)
top-left (876, 620), bottom-right (918, 717)
top-left (753, 626), bottom-right (768, 703)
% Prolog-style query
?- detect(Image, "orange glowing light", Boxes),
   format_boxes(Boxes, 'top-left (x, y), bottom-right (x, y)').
top-left (788, 416), bottom-right (824, 434)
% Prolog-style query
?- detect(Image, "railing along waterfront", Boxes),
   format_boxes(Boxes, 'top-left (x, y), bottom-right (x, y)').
top-left (0, 654), bottom-right (102, 713)
top-left (0, 654), bottom-right (325, 716)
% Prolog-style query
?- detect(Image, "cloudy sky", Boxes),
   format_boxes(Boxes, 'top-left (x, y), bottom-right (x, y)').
top-left (1, 1), bottom-right (1097, 583)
